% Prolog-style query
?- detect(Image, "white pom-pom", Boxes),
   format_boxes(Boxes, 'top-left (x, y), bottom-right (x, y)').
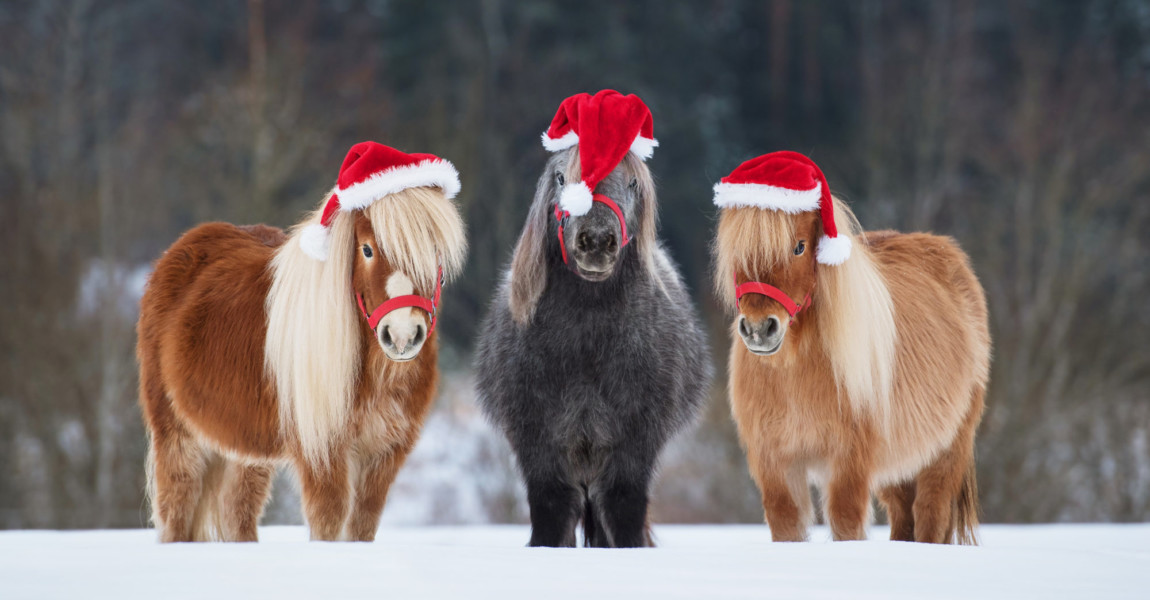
top-left (816, 234), bottom-right (852, 265)
top-left (558, 181), bottom-right (594, 216)
top-left (629, 136), bottom-right (658, 160)
top-left (299, 223), bottom-right (330, 261)
top-left (541, 130), bottom-right (579, 152)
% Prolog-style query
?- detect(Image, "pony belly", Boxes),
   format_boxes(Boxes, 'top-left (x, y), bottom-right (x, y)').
top-left (167, 390), bottom-right (286, 460)
top-left (871, 399), bottom-right (969, 487)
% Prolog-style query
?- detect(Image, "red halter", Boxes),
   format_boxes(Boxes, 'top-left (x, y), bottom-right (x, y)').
top-left (733, 271), bottom-right (812, 323)
top-left (554, 194), bottom-right (630, 265)
top-left (356, 264), bottom-right (444, 334)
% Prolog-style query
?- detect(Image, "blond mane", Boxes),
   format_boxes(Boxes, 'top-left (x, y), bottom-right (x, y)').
top-left (815, 199), bottom-right (895, 425)
top-left (265, 186), bottom-right (467, 466)
top-left (713, 197), bottom-right (896, 424)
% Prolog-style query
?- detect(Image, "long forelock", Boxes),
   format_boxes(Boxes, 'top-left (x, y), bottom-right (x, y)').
top-left (363, 186), bottom-right (468, 293)
top-left (713, 206), bottom-right (799, 307)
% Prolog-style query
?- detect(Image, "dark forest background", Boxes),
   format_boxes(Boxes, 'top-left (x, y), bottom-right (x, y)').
top-left (2, 0), bottom-right (1148, 529)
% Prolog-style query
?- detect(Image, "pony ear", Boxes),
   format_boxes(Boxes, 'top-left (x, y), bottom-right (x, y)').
top-left (508, 173), bottom-right (553, 326)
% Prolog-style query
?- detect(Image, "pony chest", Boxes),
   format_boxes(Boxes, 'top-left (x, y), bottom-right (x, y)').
top-left (349, 364), bottom-right (435, 451)
top-left (350, 393), bottom-right (418, 450)
top-left (529, 301), bottom-right (653, 365)
top-left (730, 351), bottom-right (844, 452)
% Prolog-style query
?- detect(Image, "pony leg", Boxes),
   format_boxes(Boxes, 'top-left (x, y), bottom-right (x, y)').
top-left (878, 480), bottom-right (916, 542)
top-left (912, 447), bottom-right (966, 543)
top-left (345, 451), bottom-right (406, 542)
top-left (913, 392), bottom-right (983, 544)
top-left (296, 454), bottom-right (351, 541)
top-left (746, 445), bottom-right (810, 542)
top-left (757, 469), bottom-right (810, 542)
top-left (217, 462), bottom-right (274, 542)
top-left (582, 492), bottom-right (610, 548)
top-left (525, 476), bottom-right (582, 547)
top-left (149, 427), bottom-right (209, 543)
top-left (591, 479), bottom-right (652, 548)
top-left (592, 451), bottom-right (657, 548)
top-left (825, 453), bottom-right (873, 541)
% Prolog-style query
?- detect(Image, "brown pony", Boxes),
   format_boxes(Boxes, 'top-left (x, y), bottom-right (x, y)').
top-left (137, 185), bottom-right (466, 542)
top-left (713, 159), bottom-right (989, 545)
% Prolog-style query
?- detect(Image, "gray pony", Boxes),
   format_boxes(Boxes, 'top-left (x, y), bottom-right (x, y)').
top-left (475, 146), bottom-right (712, 547)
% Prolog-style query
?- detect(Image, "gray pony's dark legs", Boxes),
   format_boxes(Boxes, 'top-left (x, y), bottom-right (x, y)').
top-left (588, 443), bottom-right (656, 548)
top-left (510, 432), bottom-right (582, 547)
top-left (525, 476), bottom-right (581, 547)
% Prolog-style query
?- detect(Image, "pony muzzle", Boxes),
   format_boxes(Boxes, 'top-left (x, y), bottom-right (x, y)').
top-left (376, 312), bottom-right (427, 361)
top-left (737, 314), bottom-right (785, 355)
top-left (569, 195), bottom-right (628, 280)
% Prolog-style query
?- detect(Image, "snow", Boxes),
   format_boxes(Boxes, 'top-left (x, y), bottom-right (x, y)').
top-left (1, 525), bottom-right (1146, 599)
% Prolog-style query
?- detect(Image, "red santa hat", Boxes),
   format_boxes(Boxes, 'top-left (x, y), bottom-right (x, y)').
top-left (300, 141), bottom-right (461, 261)
top-left (712, 151), bottom-right (852, 265)
top-left (540, 90), bottom-right (658, 216)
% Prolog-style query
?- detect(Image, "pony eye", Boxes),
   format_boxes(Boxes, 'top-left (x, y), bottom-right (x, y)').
top-left (794, 240), bottom-right (806, 256)
top-left (362, 244), bottom-right (373, 259)
top-left (629, 177), bottom-right (638, 190)
top-left (555, 172), bottom-right (565, 186)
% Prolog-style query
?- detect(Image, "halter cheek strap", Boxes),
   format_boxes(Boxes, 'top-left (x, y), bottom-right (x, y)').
top-left (733, 271), bottom-right (812, 323)
top-left (357, 264), bottom-right (444, 334)
top-left (554, 194), bottom-right (631, 265)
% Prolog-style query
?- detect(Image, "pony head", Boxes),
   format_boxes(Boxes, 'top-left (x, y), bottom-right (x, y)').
top-left (717, 205), bottom-right (822, 357)
top-left (553, 147), bottom-right (654, 282)
top-left (266, 183), bottom-right (466, 467)
top-left (713, 192), bottom-right (895, 418)
top-left (507, 148), bottom-right (659, 324)
top-left (351, 188), bottom-right (465, 361)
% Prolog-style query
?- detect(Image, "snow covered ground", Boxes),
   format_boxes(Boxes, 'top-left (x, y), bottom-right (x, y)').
top-left (1, 524), bottom-right (1146, 599)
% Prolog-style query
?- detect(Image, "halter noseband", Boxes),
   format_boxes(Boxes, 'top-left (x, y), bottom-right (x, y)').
top-left (733, 271), bottom-right (812, 323)
top-left (356, 264), bottom-right (444, 334)
top-left (553, 194), bottom-right (631, 265)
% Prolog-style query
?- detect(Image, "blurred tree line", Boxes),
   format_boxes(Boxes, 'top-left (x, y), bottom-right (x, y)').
top-left (1, 0), bottom-right (1147, 528)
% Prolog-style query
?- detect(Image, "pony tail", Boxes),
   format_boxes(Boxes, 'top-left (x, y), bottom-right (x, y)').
top-left (265, 201), bottom-right (361, 467)
top-left (508, 173), bottom-right (553, 326)
top-left (953, 459), bottom-right (981, 545)
top-left (816, 197), bottom-right (896, 426)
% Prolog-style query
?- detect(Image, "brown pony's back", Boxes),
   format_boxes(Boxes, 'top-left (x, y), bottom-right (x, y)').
top-left (238, 223), bottom-right (288, 247)
top-left (139, 223), bottom-right (284, 461)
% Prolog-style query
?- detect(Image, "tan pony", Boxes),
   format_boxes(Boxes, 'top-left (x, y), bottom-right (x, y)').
top-left (137, 142), bottom-right (466, 542)
top-left (712, 151), bottom-right (989, 544)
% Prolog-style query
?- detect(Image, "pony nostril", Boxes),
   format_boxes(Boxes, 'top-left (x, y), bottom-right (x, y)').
top-left (605, 234), bottom-right (617, 253)
top-left (577, 232), bottom-right (591, 252)
top-left (381, 325), bottom-right (393, 348)
top-left (412, 324), bottom-right (425, 347)
top-left (738, 316), bottom-right (751, 338)
top-left (764, 317), bottom-right (780, 339)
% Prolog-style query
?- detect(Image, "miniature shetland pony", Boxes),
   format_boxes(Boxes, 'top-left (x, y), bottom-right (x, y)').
top-left (713, 151), bottom-right (989, 544)
top-left (476, 148), bottom-right (711, 547)
top-left (137, 147), bottom-right (466, 542)
top-left (476, 91), bottom-right (710, 547)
